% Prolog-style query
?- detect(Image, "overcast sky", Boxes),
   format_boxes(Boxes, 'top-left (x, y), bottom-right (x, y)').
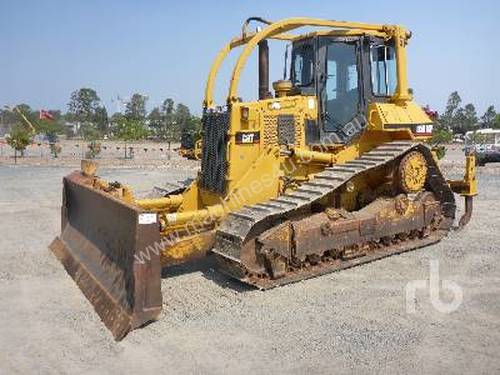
top-left (1, 0), bottom-right (498, 116)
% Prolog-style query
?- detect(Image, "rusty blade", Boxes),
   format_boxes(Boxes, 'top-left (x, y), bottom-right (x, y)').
top-left (49, 171), bottom-right (162, 340)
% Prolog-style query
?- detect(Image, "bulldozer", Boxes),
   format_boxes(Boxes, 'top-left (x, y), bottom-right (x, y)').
top-left (177, 130), bottom-right (202, 160)
top-left (50, 17), bottom-right (477, 340)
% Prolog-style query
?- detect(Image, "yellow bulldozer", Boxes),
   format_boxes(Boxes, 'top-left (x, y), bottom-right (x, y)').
top-left (50, 17), bottom-right (477, 340)
top-left (177, 131), bottom-right (202, 160)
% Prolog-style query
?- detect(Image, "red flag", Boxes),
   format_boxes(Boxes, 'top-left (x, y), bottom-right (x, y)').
top-left (39, 110), bottom-right (54, 121)
top-left (422, 105), bottom-right (438, 120)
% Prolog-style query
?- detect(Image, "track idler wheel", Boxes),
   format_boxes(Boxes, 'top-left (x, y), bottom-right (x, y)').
top-left (398, 151), bottom-right (428, 193)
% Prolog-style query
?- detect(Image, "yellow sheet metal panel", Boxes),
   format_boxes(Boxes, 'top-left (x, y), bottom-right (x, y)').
top-left (372, 102), bottom-right (432, 125)
top-left (368, 102), bottom-right (433, 141)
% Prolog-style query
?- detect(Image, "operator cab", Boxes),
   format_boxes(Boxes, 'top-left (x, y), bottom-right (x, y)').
top-left (289, 35), bottom-right (398, 144)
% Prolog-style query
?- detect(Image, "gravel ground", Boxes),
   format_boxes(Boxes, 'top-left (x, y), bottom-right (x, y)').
top-left (0, 149), bottom-right (499, 374)
top-left (0, 140), bottom-right (200, 170)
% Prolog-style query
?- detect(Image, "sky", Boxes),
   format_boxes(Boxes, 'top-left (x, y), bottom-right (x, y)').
top-left (1, 0), bottom-right (498, 116)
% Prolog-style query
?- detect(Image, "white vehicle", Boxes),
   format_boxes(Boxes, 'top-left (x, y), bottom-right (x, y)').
top-left (464, 128), bottom-right (500, 165)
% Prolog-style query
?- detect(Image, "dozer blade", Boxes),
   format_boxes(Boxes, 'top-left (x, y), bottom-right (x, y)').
top-left (49, 171), bottom-right (162, 340)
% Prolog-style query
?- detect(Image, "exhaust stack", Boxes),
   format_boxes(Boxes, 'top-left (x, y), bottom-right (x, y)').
top-left (258, 39), bottom-right (270, 100)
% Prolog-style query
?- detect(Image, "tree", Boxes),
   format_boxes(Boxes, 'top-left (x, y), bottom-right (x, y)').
top-left (16, 104), bottom-right (38, 124)
top-left (68, 88), bottom-right (101, 123)
top-left (469, 131), bottom-right (488, 144)
top-left (125, 94), bottom-right (147, 122)
top-left (116, 118), bottom-right (148, 141)
top-left (175, 103), bottom-right (198, 145)
top-left (94, 106), bottom-right (109, 135)
top-left (175, 103), bottom-right (191, 129)
top-left (148, 107), bottom-right (163, 134)
top-left (4, 104), bottom-right (38, 133)
top-left (113, 116), bottom-right (148, 158)
top-left (441, 91), bottom-right (462, 130)
top-left (479, 105), bottom-right (496, 129)
top-left (68, 88), bottom-right (107, 138)
top-left (3, 105), bottom-right (66, 148)
top-left (147, 98), bottom-right (183, 150)
top-left (0, 107), bottom-right (20, 128)
top-left (80, 123), bottom-right (101, 141)
top-left (162, 98), bottom-right (174, 115)
top-left (442, 91), bottom-right (479, 134)
top-left (37, 110), bottom-right (64, 143)
top-left (462, 103), bottom-right (478, 132)
top-left (187, 115), bottom-right (201, 135)
top-left (38, 118), bottom-right (64, 142)
top-left (494, 114), bottom-right (500, 130)
top-left (427, 111), bottom-right (453, 159)
top-left (6, 124), bottom-right (32, 163)
top-left (109, 112), bottom-right (125, 128)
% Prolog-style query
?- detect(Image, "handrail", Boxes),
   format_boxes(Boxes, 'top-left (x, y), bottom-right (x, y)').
top-left (203, 17), bottom-right (410, 108)
top-left (203, 31), bottom-right (295, 108)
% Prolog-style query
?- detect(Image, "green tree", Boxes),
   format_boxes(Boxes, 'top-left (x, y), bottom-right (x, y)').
top-left (479, 105), bottom-right (496, 129)
top-left (8, 104), bottom-right (37, 132)
top-left (175, 103), bottom-right (200, 144)
top-left (148, 107), bottom-right (163, 135)
top-left (80, 122), bottom-right (101, 141)
top-left (175, 103), bottom-right (191, 130)
top-left (441, 91), bottom-right (462, 130)
top-left (493, 114), bottom-right (500, 129)
top-left (6, 124), bottom-right (32, 163)
top-left (462, 103), bottom-right (478, 132)
top-left (1, 104), bottom-right (38, 133)
top-left (109, 112), bottom-right (125, 129)
top-left (68, 88), bottom-right (107, 138)
top-left (6, 105), bottom-right (66, 142)
top-left (162, 98), bottom-right (174, 115)
top-left (68, 88), bottom-right (101, 122)
top-left (1, 107), bottom-right (20, 128)
top-left (125, 94), bottom-right (148, 122)
top-left (113, 116), bottom-right (148, 158)
top-left (449, 101), bottom-right (478, 135)
top-left (187, 115), bottom-right (201, 135)
top-left (94, 106), bottom-right (109, 135)
top-left (427, 112), bottom-right (453, 159)
top-left (148, 98), bottom-right (189, 155)
top-left (468, 131), bottom-right (488, 146)
top-left (38, 118), bottom-right (64, 141)
top-left (37, 110), bottom-right (65, 142)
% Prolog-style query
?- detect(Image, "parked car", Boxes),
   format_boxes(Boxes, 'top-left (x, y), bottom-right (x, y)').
top-left (464, 129), bottom-right (500, 165)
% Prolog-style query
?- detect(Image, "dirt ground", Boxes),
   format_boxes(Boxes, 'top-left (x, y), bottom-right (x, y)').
top-left (0, 147), bottom-right (499, 374)
top-left (0, 139), bottom-right (199, 170)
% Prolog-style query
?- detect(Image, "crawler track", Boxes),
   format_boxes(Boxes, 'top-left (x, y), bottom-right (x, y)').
top-left (212, 141), bottom-right (456, 288)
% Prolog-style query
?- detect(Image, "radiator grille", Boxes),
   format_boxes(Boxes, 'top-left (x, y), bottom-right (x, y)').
top-left (200, 110), bottom-right (229, 194)
top-left (262, 114), bottom-right (278, 146)
top-left (277, 115), bottom-right (296, 145)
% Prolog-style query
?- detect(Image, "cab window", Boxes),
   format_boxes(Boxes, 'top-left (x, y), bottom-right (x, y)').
top-left (371, 45), bottom-right (397, 96)
top-left (324, 42), bottom-right (360, 132)
top-left (291, 43), bottom-right (314, 87)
